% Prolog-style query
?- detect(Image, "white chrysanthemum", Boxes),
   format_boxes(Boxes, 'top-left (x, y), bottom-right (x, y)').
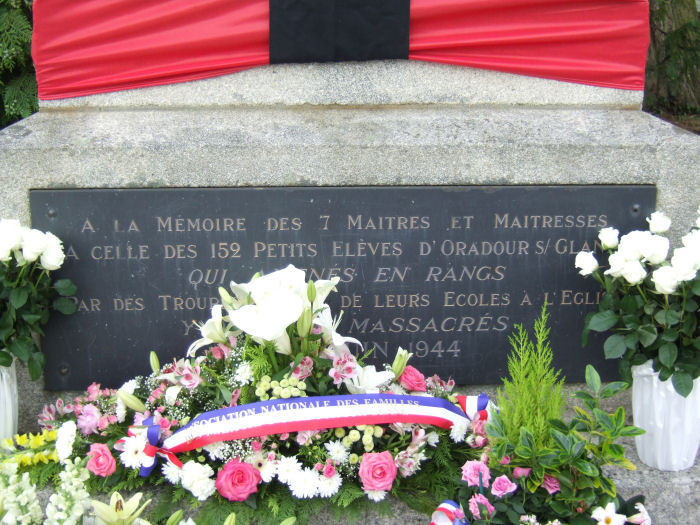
top-left (55, 420), bottom-right (77, 463)
top-left (180, 460), bottom-right (216, 501)
top-left (426, 431), bottom-right (440, 447)
top-left (162, 460), bottom-right (182, 485)
top-left (203, 441), bottom-right (227, 461)
top-left (365, 489), bottom-right (387, 502)
top-left (118, 434), bottom-right (150, 469)
top-left (450, 420), bottom-right (468, 443)
top-left (317, 473), bottom-right (342, 498)
top-left (289, 467), bottom-right (319, 499)
top-left (276, 455), bottom-right (302, 484)
top-left (324, 440), bottom-right (350, 464)
top-left (234, 361), bottom-right (254, 385)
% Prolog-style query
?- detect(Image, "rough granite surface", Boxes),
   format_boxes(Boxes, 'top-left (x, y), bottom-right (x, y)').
top-left (1, 61), bottom-right (698, 523)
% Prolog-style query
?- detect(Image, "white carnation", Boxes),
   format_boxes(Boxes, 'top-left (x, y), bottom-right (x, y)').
top-left (55, 420), bottom-right (77, 463)
top-left (598, 227), bottom-right (619, 249)
top-left (652, 266), bottom-right (680, 295)
top-left (0, 219), bottom-right (24, 262)
top-left (21, 228), bottom-right (47, 262)
top-left (203, 441), bottom-right (227, 461)
top-left (426, 431), bottom-right (440, 447)
top-left (646, 211), bottom-right (671, 234)
top-left (574, 251), bottom-right (598, 276)
top-left (640, 234), bottom-right (669, 265)
top-left (180, 460), bottom-right (216, 501)
top-left (365, 489), bottom-right (387, 502)
top-left (40, 232), bottom-right (66, 270)
top-left (449, 419), bottom-right (468, 443)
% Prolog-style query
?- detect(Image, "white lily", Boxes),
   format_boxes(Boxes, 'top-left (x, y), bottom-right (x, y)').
top-left (314, 306), bottom-right (362, 349)
top-left (311, 277), bottom-right (340, 311)
top-left (90, 491), bottom-right (151, 525)
top-left (186, 305), bottom-right (234, 357)
top-left (345, 365), bottom-right (395, 394)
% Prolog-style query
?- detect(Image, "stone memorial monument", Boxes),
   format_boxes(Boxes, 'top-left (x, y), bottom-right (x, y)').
top-left (0, 1), bottom-right (699, 522)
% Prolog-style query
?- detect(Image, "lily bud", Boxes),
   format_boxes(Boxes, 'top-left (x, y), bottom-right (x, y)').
top-left (391, 346), bottom-right (412, 378)
top-left (223, 512), bottom-right (237, 525)
top-left (116, 390), bottom-right (146, 413)
top-left (307, 280), bottom-right (316, 304)
top-left (165, 510), bottom-right (184, 525)
top-left (296, 308), bottom-right (312, 337)
top-left (219, 286), bottom-right (233, 307)
top-left (149, 351), bottom-right (160, 374)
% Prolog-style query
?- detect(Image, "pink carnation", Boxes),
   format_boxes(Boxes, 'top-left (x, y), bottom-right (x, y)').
top-left (468, 493), bottom-right (495, 519)
top-left (86, 443), bottom-right (116, 477)
top-left (461, 460), bottom-right (491, 488)
top-left (216, 459), bottom-right (262, 502)
top-left (77, 404), bottom-right (101, 435)
top-left (512, 467), bottom-right (531, 479)
top-left (398, 365), bottom-right (427, 392)
top-left (358, 451), bottom-right (398, 492)
top-left (542, 474), bottom-right (560, 495)
top-left (491, 475), bottom-right (518, 498)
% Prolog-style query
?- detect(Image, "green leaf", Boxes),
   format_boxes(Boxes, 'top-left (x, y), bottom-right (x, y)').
top-left (585, 364), bottom-right (601, 393)
top-left (643, 302), bottom-right (656, 316)
top-left (620, 425), bottom-right (645, 437)
top-left (600, 381), bottom-right (629, 399)
top-left (8, 338), bottom-right (33, 362)
top-left (604, 335), bottom-right (627, 359)
top-left (637, 325), bottom-right (658, 347)
top-left (0, 350), bottom-right (12, 367)
top-left (620, 295), bottom-right (639, 314)
top-left (654, 309), bottom-right (681, 327)
top-left (691, 279), bottom-right (700, 295)
top-left (671, 372), bottom-right (693, 398)
top-left (27, 352), bottom-right (44, 380)
top-left (573, 459), bottom-right (599, 477)
top-left (571, 440), bottom-right (585, 459)
top-left (658, 366), bottom-right (673, 382)
top-left (658, 343), bottom-right (678, 367)
top-left (588, 311), bottom-right (619, 332)
top-left (53, 297), bottom-right (77, 315)
top-left (684, 299), bottom-right (698, 312)
top-left (551, 429), bottom-right (571, 453)
top-left (624, 333), bottom-right (639, 349)
top-left (599, 475), bottom-right (617, 498)
top-left (53, 278), bottom-right (77, 296)
top-left (21, 313), bottom-right (42, 324)
top-left (9, 287), bottom-right (29, 309)
top-left (593, 409), bottom-right (614, 431)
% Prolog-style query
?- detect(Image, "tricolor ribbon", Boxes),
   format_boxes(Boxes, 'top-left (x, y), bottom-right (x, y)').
top-left (456, 393), bottom-right (490, 421)
top-left (116, 417), bottom-right (183, 477)
top-left (430, 500), bottom-right (468, 525)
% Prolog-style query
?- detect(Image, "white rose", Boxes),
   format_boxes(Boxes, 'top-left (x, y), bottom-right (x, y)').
top-left (180, 461), bottom-right (216, 501)
top-left (682, 229), bottom-right (700, 251)
top-left (620, 260), bottom-right (647, 285)
top-left (39, 232), bottom-right (65, 270)
top-left (575, 251), bottom-right (599, 276)
top-left (0, 219), bottom-right (24, 261)
top-left (604, 252), bottom-right (627, 278)
top-left (646, 211), bottom-right (671, 234)
top-left (617, 230), bottom-right (652, 261)
top-left (640, 234), bottom-right (669, 265)
top-left (21, 229), bottom-right (47, 262)
top-left (652, 266), bottom-right (679, 295)
top-left (598, 227), bottom-right (619, 249)
top-left (671, 247), bottom-right (700, 281)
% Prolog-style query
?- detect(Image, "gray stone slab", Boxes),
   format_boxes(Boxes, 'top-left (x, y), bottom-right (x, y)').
top-left (39, 61), bottom-right (643, 110)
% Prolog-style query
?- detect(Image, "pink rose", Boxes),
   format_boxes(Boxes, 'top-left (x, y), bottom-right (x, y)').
top-left (461, 460), bottom-right (491, 488)
top-left (500, 456), bottom-right (511, 465)
top-left (87, 382), bottom-right (101, 402)
top-left (323, 462), bottom-right (337, 478)
top-left (512, 467), bottom-right (531, 479)
top-left (471, 419), bottom-right (486, 436)
top-left (216, 459), bottom-right (262, 502)
top-left (468, 493), bottom-right (495, 519)
top-left (77, 404), bottom-right (101, 435)
top-left (358, 451), bottom-right (398, 492)
top-left (491, 475), bottom-right (518, 498)
top-left (86, 443), bottom-right (116, 477)
top-left (398, 365), bottom-right (427, 392)
top-left (542, 474), bottom-right (560, 495)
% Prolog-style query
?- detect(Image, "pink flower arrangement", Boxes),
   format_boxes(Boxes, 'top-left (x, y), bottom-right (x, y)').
top-left (542, 474), bottom-right (560, 495)
top-left (358, 451), bottom-right (398, 492)
top-left (491, 474), bottom-right (518, 498)
top-left (86, 443), bottom-right (116, 477)
top-left (461, 460), bottom-right (491, 488)
top-left (216, 459), bottom-right (262, 502)
top-left (77, 404), bottom-right (101, 435)
top-left (398, 365), bottom-right (427, 392)
top-left (291, 356), bottom-right (314, 380)
top-left (468, 493), bottom-right (495, 519)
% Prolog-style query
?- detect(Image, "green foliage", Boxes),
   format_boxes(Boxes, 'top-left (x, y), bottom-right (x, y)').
top-left (0, 0), bottom-right (37, 128)
top-left (495, 305), bottom-right (566, 451)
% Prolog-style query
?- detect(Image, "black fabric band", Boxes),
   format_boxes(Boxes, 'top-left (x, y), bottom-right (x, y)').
top-left (269, 0), bottom-right (410, 63)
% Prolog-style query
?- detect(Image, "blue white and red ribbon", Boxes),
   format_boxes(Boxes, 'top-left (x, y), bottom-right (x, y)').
top-left (430, 500), bottom-right (468, 525)
top-left (456, 393), bottom-right (489, 421)
top-left (163, 393), bottom-right (472, 453)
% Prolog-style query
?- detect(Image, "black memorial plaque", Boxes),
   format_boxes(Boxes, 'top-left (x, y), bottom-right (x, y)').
top-left (30, 186), bottom-right (656, 390)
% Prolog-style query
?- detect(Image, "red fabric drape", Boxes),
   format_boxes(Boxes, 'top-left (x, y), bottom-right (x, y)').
top-left (33, 0), bottom-right (649, 100)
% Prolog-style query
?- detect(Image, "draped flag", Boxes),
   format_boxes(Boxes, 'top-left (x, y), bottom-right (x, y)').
top-left (33, 0), bottom-right (649, 100)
